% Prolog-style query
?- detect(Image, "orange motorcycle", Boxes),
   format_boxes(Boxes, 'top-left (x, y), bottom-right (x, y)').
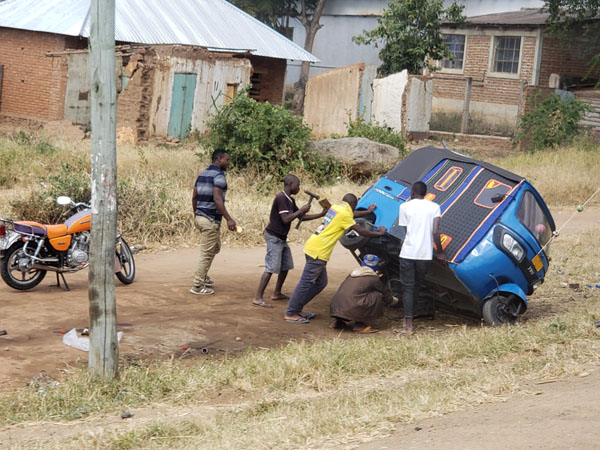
top-left (0, 196), bottom-right (135, 291)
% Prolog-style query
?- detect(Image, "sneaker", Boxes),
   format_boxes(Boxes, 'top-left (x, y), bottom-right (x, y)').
top-left (190, 285), bottom-right (214, 295)
top-left (204, 276), bottom-right (214, 287)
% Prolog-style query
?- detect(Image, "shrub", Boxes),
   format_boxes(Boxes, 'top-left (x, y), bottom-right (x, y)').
top-left (10, 162), bottom-right (91, 224)
top-left (202, 90), bottom-right (342, 187)
top-left (331, 118), bottom-right (407, 158)
top-left (513, 93), bottom-right (592, 152)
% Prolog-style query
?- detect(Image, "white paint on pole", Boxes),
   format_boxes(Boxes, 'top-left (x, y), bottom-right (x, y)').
top-left (88, 0), bottom-right (119, 380)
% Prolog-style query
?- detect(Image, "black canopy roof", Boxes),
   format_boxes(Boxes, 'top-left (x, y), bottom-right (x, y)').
top-left (385, 146), bottom-right (524, 186)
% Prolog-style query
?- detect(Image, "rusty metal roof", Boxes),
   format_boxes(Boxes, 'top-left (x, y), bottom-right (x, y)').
top-left (0, 0), bottom-right (318, 62)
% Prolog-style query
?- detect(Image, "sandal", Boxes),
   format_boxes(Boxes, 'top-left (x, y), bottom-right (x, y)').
top-left (252, 300), bottom-right (273, 308)
top-left (299, 312), bottom-right (316, 319)
top-left (285, 316), bottom-right (309, 324)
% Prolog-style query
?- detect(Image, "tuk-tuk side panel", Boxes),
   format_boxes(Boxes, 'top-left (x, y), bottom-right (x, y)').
top-left (436, 169), bottom-right (518, 263)
top-left (451, 180), bottom-right (523, 263)
top-left (357, 177), bottom-right (407, 231)
top-left (453, 228), bottom-right (532, 301)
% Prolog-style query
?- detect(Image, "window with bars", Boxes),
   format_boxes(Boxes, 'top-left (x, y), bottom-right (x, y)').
top-left (492, 36), bottom-right (521, 74)
top-left (441, 34), bottom-right (465, 70)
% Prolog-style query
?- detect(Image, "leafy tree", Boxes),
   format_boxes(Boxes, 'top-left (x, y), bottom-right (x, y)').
top-left (230, 0), bottom-right (328, 114)
top-left (353, 0), bottom-right (465, 76)
top-left (544, 0), bottom-right (600, 75)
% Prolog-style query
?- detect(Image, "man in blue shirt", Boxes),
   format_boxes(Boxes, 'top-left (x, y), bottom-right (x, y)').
top-left (191, 149), bottom-right (237, 295)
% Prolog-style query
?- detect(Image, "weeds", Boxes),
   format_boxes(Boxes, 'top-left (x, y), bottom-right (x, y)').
top-left (339, 118), bottom-right (407, 155)
top-left (513, 93), bottom-right (592, 151)
top-left (430, 111), bottom-right (515, 137)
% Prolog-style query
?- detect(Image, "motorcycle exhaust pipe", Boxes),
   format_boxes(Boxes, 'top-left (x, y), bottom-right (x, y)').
top-left (31, 263), bottom-right (87, 273)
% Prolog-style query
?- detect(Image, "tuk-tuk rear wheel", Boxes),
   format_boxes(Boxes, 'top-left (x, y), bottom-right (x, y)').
top-left (482, 295), bottom-right (519, 326)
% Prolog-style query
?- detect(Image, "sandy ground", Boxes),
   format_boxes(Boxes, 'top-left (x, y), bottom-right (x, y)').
top-left (359, 368), bottom-right (600, 450)
top-left (0, 205), bottom-right (598, 392)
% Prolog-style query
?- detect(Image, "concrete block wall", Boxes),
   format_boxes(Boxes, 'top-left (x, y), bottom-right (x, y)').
top-left (0, 28), bottom-right (78, 120)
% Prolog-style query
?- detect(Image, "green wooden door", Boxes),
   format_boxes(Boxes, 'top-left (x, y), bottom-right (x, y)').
top-left (168, 73), bottom-right (197, 139)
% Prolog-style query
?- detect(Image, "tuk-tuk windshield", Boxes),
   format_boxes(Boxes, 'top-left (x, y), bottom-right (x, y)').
top-left (517, 191), bottom-right (553, 247)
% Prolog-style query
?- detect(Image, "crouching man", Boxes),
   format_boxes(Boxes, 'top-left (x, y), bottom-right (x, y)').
top-left (330, 254), bottom-right (398, 333)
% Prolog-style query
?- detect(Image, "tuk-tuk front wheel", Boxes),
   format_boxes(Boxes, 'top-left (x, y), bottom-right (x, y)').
top-left (482, 295), bottom-right (519, 326)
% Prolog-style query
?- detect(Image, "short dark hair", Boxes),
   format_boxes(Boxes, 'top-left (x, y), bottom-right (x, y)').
top-left (343, 193), bottom-right (358, 206)
top-left (283, 174), bottom-right (299, 187)
top-left (412, 181), bottom-right (427, 196)
top-left (211, 148), bottom-right (228, 162)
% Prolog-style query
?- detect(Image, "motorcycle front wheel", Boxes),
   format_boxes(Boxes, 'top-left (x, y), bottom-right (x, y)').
top-left (115, 238), bottom-right (135, 284)
top-left (1, 243), bottom-right (47, 290)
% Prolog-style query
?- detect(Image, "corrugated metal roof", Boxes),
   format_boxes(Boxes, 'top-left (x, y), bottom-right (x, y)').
top-left (443, 9), bottom-right (550, 27)
top-left (0, 0), bottom-right (318, 62)
top-left (466, 10), bottom-right (549, 26)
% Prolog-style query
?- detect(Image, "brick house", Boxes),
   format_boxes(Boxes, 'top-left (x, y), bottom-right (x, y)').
top-left (0, 0), bottom-right (316, 141)
top-left (431, 9), bottom-right (600, 128)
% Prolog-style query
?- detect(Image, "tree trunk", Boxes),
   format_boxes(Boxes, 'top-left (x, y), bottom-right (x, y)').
top-left (293, 0), bottom-right (327, 115)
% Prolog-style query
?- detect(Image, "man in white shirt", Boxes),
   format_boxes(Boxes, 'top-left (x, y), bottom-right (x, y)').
top-left (395, 181), bottom-right (445, 335)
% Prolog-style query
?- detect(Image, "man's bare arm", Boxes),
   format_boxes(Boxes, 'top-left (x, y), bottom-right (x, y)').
top-left (281, 204), bottom-right (311, 224)
top-left (354, 203), bottom-right (376, 218)
top-left (352, 223), bottom-right (386, 238)
top-left (213, 187), bottom-right (236, 231)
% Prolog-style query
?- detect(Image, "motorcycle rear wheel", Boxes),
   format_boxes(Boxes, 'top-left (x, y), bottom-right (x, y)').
top-left (1, 243), bottom-right (47, 290)
top-left (115, 238), bottom-right (135, 284)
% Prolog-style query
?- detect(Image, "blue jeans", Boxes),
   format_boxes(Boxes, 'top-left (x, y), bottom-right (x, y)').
top-left (285, 255), bottom-right (328, 316)
top-left (399, 257), bottom-right (428, 319)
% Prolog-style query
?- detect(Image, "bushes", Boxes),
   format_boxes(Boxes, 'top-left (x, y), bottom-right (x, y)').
top-left (344, 119), bottom-right (407, 156)
top-left (202, 90), bottom-right (342, 186)
top-left (514, 93), bottom-right (591, 152)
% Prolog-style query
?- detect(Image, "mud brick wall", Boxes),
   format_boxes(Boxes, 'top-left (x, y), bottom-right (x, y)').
top-left (116, 48), bottom-right (155, 143)
top-left (432, 35), bottom-right (537, 107)
top-left (0, 28), bottom-right (82, 120)
top-left (247, 55), bottom-right (286, 105)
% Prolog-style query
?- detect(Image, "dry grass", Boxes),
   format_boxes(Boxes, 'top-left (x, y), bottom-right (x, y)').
top-left (1, 132), bottom-right (599, 251)
top-left (1, 228), bottom-right (599, 449)
top-left (0, 133), bottom-right (367, 250)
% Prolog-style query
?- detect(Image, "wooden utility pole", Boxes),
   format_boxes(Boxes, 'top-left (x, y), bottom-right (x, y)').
top-left (88, 0), bottom-right (118, 380)
top-left (460, 76), bottom-right (472, 134)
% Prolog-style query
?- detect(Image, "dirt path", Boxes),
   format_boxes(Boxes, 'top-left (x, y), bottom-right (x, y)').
top-left (0, 206), bottom-right (598, 392)
top-left (359, 368), bottom-right (600, 450)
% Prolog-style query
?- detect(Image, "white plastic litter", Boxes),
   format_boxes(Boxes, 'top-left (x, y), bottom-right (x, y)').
top-left (62, 328), bottom-right (123, 352)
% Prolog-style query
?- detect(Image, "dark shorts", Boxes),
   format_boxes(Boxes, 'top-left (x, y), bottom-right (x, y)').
top-left (264, 231), bottom-right (293, 274)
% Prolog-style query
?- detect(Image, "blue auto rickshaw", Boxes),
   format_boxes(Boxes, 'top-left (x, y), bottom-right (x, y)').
top-left (341, 146), bottom-right (555, 325)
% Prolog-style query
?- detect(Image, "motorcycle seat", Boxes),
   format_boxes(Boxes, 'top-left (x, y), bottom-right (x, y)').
top-left (14, 221), bottom-right (68, 239)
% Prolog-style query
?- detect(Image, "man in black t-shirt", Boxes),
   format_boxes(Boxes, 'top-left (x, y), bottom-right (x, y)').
top-left (252, 174), bottom-right (326, 308)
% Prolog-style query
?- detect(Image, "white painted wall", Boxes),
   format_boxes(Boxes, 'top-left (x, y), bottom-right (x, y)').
top-left (406, 78), bottom-right (433, 133)
top-left (371, 70), bottom-right (408, 132)
top-left (149, 57), bottom-right (252, 137)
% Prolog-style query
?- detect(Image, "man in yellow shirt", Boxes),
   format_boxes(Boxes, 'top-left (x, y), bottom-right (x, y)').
top-left (284, 193), bottom-right (386, 323)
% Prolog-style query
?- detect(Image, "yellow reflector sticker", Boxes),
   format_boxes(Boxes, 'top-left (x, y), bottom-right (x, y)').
top-left (532, 255), bottom-right (543, 271)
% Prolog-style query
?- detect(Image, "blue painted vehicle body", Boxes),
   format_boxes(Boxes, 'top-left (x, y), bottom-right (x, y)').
top-left (344, 146), bottom-right (555, 324)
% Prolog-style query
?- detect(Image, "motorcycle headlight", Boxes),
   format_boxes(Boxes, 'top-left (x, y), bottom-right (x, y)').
top-left (502, 233), bottom-right (524, 262)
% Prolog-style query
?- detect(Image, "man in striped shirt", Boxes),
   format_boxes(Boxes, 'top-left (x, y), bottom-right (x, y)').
top-left (191, 149), bottom-right (237, 295)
